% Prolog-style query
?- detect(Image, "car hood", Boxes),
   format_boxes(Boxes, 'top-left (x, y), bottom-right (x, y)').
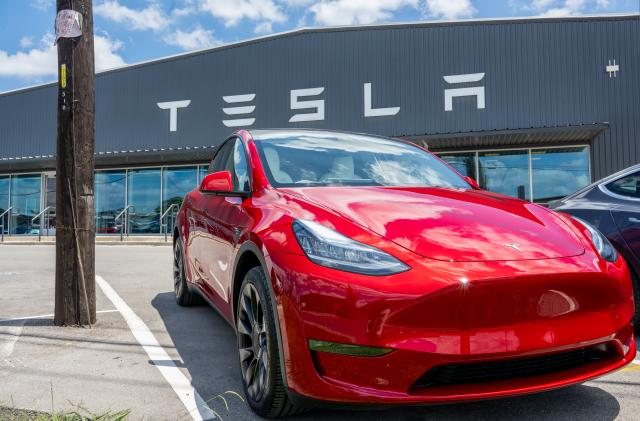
top-left (280, 186), bottom-right (585, 262)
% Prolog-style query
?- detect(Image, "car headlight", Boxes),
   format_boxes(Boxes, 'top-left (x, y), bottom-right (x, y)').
top-left (572, 217), bottom-right (618, 263)
top-left (292, 219), bottom-right (409, 275)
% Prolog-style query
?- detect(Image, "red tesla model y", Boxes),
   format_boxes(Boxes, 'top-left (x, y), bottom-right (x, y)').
top-left (173, 129), bottom-right (635, 417)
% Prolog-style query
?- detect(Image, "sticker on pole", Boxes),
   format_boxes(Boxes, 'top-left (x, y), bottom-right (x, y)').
top-left (55, 10), bottom-right (83, 42)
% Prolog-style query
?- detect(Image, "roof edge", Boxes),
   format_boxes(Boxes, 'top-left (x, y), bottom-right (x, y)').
top-left (1, 12), bottom-right (638, 98)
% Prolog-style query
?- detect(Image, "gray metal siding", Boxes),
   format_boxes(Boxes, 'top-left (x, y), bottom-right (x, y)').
top-left (0, 15), bottom-right (638, 179)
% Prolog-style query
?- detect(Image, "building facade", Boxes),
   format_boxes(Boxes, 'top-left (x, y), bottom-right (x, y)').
top-left (0, 14), bottom-right (638, 235)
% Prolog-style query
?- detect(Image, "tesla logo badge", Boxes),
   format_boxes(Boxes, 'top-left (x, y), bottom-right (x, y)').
top-left (504, 243), bottom-right (522, 252)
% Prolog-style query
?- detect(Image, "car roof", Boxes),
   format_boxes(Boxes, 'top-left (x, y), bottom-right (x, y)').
top-left (563, 162), bottom-right (640, 200)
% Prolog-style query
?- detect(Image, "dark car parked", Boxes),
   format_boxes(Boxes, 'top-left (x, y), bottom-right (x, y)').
top-left (551, 163), bottom-right (640, 326)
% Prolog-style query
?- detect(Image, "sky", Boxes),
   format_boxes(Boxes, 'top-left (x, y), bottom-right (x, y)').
top-left (0, 0), bottom-right (638, 93)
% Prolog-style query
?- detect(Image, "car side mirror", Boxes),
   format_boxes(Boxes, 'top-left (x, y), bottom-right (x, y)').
top-left (463, 176), bottom-right (480, 190)
top-left (200, 171), bottom-right (233, 193)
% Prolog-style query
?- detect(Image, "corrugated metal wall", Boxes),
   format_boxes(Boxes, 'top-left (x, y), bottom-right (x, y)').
top-left (0, 15), bottom-right (638, 179)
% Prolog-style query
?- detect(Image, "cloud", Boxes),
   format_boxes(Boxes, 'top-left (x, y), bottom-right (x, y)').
top-left (255, 21), bottom-right (274, 34)
top-left (525, 0), bottom-right (614, 16)
top-left (163, 26), bottom-right (223, 51)
top-left (199, 0), bottom-right (287, 27)
top-left (424, 0), bottom-right (476, 19)
top-left (94, 0), bottom-right (171, 31)
top-left (94, 34), bottom-right (127, 70)
top-left (310, 0), bottom-right (419, 26)
top-left (20, 37), bottom-right (34, 49)
top-left (282, 0), bottom-right (315, 6)
top-left (0, 33), bottom-right (125, 79)
top-left (31, 0), bottom-right (54, 11)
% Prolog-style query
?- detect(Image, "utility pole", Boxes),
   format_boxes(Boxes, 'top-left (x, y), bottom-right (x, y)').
top-left (54, 0), bottom-right (96, 326)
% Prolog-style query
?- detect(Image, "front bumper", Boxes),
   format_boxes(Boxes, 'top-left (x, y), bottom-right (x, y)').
top-left (267, 251), bottom-right (636, 405)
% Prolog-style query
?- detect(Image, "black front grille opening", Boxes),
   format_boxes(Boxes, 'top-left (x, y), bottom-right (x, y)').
top-left (412, 344), bottom-right (615, 390)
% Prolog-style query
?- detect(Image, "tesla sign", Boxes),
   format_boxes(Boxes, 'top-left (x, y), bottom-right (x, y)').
top-left (156, 73), bottom-right (486, 132)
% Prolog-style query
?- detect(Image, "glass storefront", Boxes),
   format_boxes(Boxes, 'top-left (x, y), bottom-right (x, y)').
top-left (438, 152), bottom-right (476, 178)
top-left (0, 148), bottom-right (590, 235)
top-left (479, 150), bottom-right (530, 200)
top-left (531, 147), bottom-right (590, 202)
top-left (439, 146), bottom-right (590, 203)
top-left (95, 170), bottom-right (126, 234)
top-left (0, 176), bottom-right (9, 234)
top-left (10, 174), bottom-right (41, 234)
top-left (127, 168), bottom-right (161, 234)
top-left (163, 166), bottom-right (198, 213)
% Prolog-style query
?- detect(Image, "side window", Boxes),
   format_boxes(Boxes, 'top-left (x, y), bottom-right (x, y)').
top-left (209, 142), bottom-right (233, 173)
top-left (606, 171), bottom-right (640, 199)
top-left (227, 139), bottom-right (250, 192)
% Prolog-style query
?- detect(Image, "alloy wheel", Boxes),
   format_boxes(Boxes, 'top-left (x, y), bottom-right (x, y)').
top-left (173, 243), bottom-right (184, 297)
top-left (237, 283), bottom-right (269, 402)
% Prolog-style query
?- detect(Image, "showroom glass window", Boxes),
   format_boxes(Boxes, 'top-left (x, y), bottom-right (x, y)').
top-left (438, 153), bottom-right (477, 178)
top-left (531, 147), bottom-right (590, 203)
top-left (606, 171), bottom-right (640, 198)
top-left (478, 150), bottom-right (530, 200)
top-left (0, 176), bottom-right (9, 234)
top-left (162, 166), bottom-right (197, 214)
top-left (95, 170), bottom-right (126, 234)
top-left (10, 174), bottom-right (41, 234)
top-left (127, 168), bottom-right (161, 234)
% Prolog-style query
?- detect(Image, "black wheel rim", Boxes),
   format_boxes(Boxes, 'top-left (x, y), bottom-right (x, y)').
top-left (173, 243), bottom-right (184, 297)
top-left (237, 283), bottom-right (268, 402)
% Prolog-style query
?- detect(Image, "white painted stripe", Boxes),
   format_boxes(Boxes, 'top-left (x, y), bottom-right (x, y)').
top-left (0, 321), bottom-right (24, 360)
top-left (0, 309), bottom-right (119, 323)
top-left (222, 105), bottom-right (255, 115)
top-left (222, 93), bottom-right (255, 103)
top-left (96, 276), bottom-right (217, 421)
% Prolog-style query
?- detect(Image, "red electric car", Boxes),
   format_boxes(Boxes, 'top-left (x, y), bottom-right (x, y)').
top-left (173, 129), bottom-right (635, 417)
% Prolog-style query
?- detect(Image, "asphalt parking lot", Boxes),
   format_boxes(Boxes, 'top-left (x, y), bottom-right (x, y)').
top-left (1, 245), bottom-right (639, 420)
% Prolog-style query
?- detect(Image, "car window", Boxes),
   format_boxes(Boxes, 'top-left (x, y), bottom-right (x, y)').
top-left (209, 141), bottom-right (233, 173)
top-left (253, 132), bottom-right (469, 189)
top-left (606, 171), bottom-right (640, 199)
top-left (226, 139), bottom-right (250, 192)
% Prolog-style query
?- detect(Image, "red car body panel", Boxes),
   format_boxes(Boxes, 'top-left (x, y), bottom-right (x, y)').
top-left (175, 129), bottom-right (635, 406)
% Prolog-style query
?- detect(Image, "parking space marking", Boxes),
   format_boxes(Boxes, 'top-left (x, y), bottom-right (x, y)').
top-left (0, 309), bottom-right (119, 323)
top-left (96, 275), bottom-right (217, 421)
top-left (0, 321), bottom-right (24, 360)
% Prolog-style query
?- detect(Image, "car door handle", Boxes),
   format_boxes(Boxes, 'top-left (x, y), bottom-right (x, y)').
top-left (629, 217), bottom-right (640, 223)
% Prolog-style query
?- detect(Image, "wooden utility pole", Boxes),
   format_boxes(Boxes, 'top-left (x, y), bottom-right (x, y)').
top-left (54, 0), bottom-right (96, 326)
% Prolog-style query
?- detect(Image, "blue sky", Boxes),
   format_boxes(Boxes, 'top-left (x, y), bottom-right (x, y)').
top-left (0, 0), bottom-right (638, 93)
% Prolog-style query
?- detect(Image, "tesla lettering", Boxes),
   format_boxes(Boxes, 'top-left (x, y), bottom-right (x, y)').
top-left (157, 100), bottom-right (191, 132)
top-left (364, 83), bottom-right (400, 117)
top-left (289, 87), bottom-right (325, 123)
top-left (222, 93), bottom-right (256, 127)
top-left (156, 73), bottom-right (487, 132)
top-left (443, 73), bottom-right (486, 111)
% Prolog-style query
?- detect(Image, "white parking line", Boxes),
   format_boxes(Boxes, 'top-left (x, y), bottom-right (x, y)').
top-left (96, 275), bottom-right (217, 421)
top-left (0, 309), bottom-right (119, 323)
top-left (0, 321), bottom-right (24, 360)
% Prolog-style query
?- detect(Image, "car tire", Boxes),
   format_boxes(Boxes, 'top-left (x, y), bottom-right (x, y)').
top-left (173, 238), bottom-right (200, 306)
top-left (236, 266), bottom-right (305, 418)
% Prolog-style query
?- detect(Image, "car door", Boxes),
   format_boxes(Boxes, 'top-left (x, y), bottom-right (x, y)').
top-left (195, 137), bottom-right (253, 315)
top-left (186, 140), bottom-right (232, 297)
top-left (606, 171), bottom-right (640, 263)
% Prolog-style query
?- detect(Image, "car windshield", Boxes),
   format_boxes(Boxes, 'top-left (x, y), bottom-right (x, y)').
top-left (253, 131), bottom-right (469, 189)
